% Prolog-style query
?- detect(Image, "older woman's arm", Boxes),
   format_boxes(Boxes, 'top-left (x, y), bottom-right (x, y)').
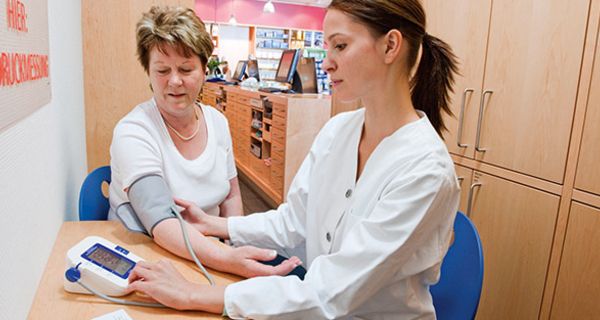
top-left (218, 177), bottom-right (244, 217)
top-left (151, 218), bottom-right (300, 278)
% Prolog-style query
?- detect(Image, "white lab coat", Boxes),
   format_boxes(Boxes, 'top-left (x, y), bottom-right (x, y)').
top-left (225, 109), bottom-right (460, 319)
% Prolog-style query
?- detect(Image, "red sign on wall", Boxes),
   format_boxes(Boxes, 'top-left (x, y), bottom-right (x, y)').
top-left (0, 0), bottom-right (51, 132)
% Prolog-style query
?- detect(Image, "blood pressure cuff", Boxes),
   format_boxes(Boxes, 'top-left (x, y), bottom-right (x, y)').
top-left (115, 175), bottom-right (177, 238)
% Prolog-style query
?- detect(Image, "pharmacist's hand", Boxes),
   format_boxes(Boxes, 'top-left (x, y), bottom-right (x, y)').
top-left (127, 260), bottom-right (224, 312)
top-left (175, 198), bottom-right (226, 238)
top-left (226, 246), bottom-right (302, 278)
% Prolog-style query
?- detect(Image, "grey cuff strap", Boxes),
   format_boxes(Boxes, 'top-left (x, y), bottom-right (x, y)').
top-left (115, 175), bottom-right (177, 238)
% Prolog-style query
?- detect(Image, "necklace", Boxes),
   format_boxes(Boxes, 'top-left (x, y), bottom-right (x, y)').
top-left (164, 108), bottom-right (200, 141)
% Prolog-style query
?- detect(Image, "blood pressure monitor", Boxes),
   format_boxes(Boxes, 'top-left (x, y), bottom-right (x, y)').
top-left (64, 236), bottom-right (143, 296)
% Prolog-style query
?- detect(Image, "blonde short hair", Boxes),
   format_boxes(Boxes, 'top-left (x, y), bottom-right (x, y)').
top-left (136, 6), bottom-right (214, 73)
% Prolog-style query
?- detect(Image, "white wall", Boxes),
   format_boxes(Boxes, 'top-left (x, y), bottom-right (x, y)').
top-left (0, 1), bottom-right (87, 319)
top-left (215, 24), bottom-right (250, 79)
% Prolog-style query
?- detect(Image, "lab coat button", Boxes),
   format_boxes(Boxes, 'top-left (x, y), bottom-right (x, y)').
top-left (326, 232), bottom-right (331, 242)
top-left (345, 189), bottom-right (352, 198)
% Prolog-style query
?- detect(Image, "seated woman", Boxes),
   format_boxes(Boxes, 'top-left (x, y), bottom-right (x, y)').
top-left (126, 0), bottom-right (461, 317)
top-left (108, 6), bottom-right (299, 278)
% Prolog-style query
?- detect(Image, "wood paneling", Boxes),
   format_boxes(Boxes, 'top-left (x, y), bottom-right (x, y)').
top-left (422, 0), bottom-right (491, 159)
top-left (82, 0), bottom-right (194, 172)
top-left (470, 172), bottom-right (559, 320)
top-left (551, 202), bottom-right (600, 319)
top-left (575, 23), bottom-right (600, 195)
top-left (475, 0), bottom-right (589, 183)
top-left (454, 164), bottom-right (473, 214)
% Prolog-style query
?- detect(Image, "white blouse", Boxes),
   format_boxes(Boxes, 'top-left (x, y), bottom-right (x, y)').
top-left (108, 99), bottom-right (237, 219)
top-left (225, 108), bottom-right (460, 319)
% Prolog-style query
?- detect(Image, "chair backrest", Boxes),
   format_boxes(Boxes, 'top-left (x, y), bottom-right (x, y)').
top-left (430, 211), bottom-right (484, 320)
top-left (78, 166), bottom-right (111, 221)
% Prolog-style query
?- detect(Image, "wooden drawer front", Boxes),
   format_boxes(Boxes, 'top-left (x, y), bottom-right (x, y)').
top-left (273, 103), bottom-right (287, 117)
top-left (272, 142), bottom-right (285, 156)
top-left (271, 152), bottom-right (284, 171)
top-left (271, 127), bottom-right (286, 146)
top-left (249, 98), bottom-right (262, 109)
top-left (238, 96), bottom-right (250, 105)
top-left (271, 176), bottom-right (284, 192)
top-left (272, 114), bottom-right (286, 129)
top-left (237, 111), bottom-right (248, 126)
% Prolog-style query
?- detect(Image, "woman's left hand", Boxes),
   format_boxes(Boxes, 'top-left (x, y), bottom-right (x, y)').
top-left (127, 260), bottom-right (225, 312)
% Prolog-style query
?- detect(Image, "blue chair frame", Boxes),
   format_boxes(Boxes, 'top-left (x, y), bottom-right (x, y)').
top-left (78, 166), bottom-right (111, 221)
top-left (430, 211), bottom-right (484, 320)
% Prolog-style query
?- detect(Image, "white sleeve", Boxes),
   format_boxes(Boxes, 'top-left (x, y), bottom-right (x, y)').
top-left (227, 146), bottom-right (313, 250)
top-left (224, 169), bottom-right (459, 319)
top-left (110, 121), bottom-right (162, 190)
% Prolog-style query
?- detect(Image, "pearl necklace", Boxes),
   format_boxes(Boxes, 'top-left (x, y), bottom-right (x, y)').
top-left (164, 108), bottom-right (200, 141)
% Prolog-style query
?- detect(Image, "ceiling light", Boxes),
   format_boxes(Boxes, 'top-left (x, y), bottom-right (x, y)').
top-left (228, 13), bottom-right (237, 25)
top-left (228, 0), bottom-right (237, 25)
top-left (263, 0), bottom-right (275, 13)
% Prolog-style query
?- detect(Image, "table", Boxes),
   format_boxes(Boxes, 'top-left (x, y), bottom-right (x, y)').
top-left (28, 221), bottom-right (242, 319)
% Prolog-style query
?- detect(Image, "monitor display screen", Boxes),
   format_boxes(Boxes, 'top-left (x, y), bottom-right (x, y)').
top-left (232, 60), bottom-right (247, 81)
top-left (275, 49), bottom-right (300, 84)
top-left (84, 244), bottom-right (135, 278)
top-left (247, 59), bottom-right (260, 81)
top-left (295, 57), bottom-right (318, 94)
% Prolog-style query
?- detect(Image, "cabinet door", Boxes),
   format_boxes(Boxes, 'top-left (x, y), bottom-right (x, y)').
top-left (422, 0), bottom-right (491, 159)
top-left (551, 202), bottom-right (600, 319)
top-left (476, 0), bottom-right (589, 183)
top-left (454, 165), bottom-right (474, 214)
top-left (575, 32), bottom-right (600, 195)
top-left (469, 172), bottom-right (559, 320)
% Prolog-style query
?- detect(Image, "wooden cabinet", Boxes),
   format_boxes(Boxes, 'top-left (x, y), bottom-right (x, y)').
top-left (424, 0), bottom-right (589, 183)
top-left (454, 165), bottom-right (473, 214)
top-left (425, 1), bottom-right (600, 319)
top-left (422, 0), bottom-right (490, 159)
top-left (468, 172), bottom-right (559, 320)
top-left (551, 202), bottom-right (600, 319)
top-left (202, 83), bottom-right (330, 204)
top-left (575, 32), bottom-right (600, 196)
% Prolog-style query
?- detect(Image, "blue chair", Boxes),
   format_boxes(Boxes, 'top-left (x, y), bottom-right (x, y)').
top-left (78, 166), bottom-right (111, 221)
top-left (430, 211), bottom-right (484, 320)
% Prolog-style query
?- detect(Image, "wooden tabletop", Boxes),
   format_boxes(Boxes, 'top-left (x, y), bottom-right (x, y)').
top-left (28, 221), bottom-right (242, 319)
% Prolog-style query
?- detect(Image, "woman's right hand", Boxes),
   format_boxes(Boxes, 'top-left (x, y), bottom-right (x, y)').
top-left (225, 246), bottom-right (302, 278)
top-left (175, 198), bottom-right (228, 238)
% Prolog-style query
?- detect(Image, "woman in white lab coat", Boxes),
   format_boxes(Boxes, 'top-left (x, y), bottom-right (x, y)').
top-left (127, 0), bottom-right (461, 318)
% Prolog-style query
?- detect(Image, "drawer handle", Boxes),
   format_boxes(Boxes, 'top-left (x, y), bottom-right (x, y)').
top-left (466, 182), bottom-right (482, 218)
top-left (475, 90), bottom-right (493, 152)
top-left (457, 88), bottom-right (474, 148)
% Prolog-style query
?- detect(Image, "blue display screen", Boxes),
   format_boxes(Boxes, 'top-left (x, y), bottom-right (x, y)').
top-left (82, 243), bottom-right (135, 279)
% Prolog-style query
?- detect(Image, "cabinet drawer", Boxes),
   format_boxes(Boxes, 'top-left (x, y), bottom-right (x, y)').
top-left (249, 98), bottom-right (262, 109)
top-left (272, 115), bottom-right (286, 129)
top-left (272, 128), bottom-right (286, 145)
top-left (273, 103), bottom-right (287, 117)
top-left (238, 96), bottom-right (250, 105)
top-left (271, 173), bottom-right (284, 189)
top-left (272, 142), bottom-right (285, 156)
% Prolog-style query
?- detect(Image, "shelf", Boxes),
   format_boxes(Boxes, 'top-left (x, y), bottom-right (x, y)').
top-left (251, 105), bottom-right (265, 112)
top-left (256, 47), bottom-right (287, 51)
top-left (251, 135), bottom-right (263, 142)
top-left (257, 36), bottom-right (288, 40)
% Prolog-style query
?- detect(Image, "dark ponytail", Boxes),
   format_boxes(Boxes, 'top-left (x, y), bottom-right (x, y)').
top-left (328, 0), bottom-right (459, 137)
top-left (410, 34), bottom-right (458, 136)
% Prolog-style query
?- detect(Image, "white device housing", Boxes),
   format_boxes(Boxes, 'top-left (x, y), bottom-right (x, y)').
top-left (64, 236), bottom-right (144, 296)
